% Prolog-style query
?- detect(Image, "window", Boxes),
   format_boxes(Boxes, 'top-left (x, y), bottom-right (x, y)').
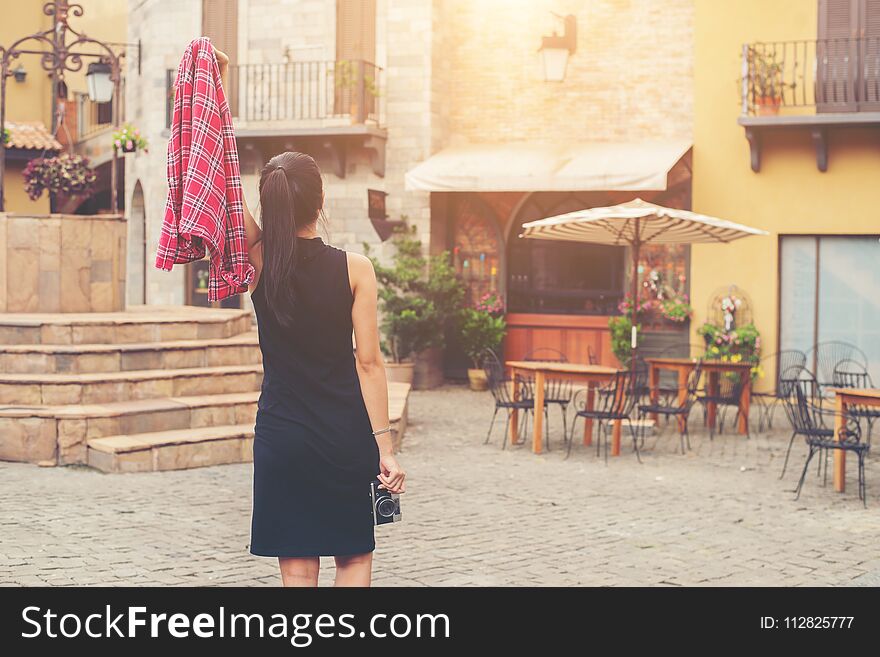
top-left (96, 101), bottom-right (112, 125)
top-left (335, 0), bottom-right (377, 118)
top-left (202, 0), bottom-right (238, 61)
top-left (507, 238), bottom-right (624, 315)
top-left (336, 0), bottom-right (376, 63)
top-left (202, 0), bottom-right (238, 114)
top-left (451, 197), bottom-right (502, 307)
top-left (817, 0), bottom-right (880, 111)
top-left (780, 236), bottom-right (880, 383)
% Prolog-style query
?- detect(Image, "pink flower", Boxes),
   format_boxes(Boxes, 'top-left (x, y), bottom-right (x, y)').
top-left (126, 140), bottom-right (133, 150)
top-left (114, 140), bottom-right (121, 147)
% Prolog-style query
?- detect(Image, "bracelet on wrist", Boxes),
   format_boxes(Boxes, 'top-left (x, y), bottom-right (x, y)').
top-left (372, 426), bottom-right (392, 437)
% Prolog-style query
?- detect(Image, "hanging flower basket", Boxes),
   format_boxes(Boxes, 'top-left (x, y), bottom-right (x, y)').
top-left (112, 123), bottom-right (148, 154)
top-left (22, 153), bottom-right (97, 201)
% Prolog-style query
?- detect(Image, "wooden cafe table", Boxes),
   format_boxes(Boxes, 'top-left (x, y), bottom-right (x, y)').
top-left (505, 361), bottom-right (621, 455)
top-left (644, 357), bottom-right (753, 435)
top-left (830, 388), bottom-right (880, 493)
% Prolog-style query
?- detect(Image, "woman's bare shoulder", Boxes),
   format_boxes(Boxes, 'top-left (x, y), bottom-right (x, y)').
top-left (345, 251), bottom-right (376, 293)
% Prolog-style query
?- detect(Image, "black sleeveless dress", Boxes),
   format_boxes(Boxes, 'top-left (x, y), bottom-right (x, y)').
top-left (249, 236), bottom-right (379, 557)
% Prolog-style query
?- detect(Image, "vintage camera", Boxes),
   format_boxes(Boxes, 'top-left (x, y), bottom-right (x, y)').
top-left (370, 480), bottom-right (401, 526)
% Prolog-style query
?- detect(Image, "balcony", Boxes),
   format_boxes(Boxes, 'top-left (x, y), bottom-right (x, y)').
top-left (73, 92), bottom-right (120, 167)
top-left (165, 60), bottom-right (386, 177)
top-left (738, 39), bottom-right (880, 171)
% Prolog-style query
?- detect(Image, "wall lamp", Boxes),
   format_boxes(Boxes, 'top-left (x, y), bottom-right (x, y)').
top-left (539, 13), bottom-right (577, 82)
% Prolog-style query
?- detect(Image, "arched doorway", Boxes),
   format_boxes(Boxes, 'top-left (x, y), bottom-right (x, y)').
top-left (127, 181), bottom-right (147, 305)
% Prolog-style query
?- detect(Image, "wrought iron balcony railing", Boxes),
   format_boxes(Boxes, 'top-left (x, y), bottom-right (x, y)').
top-left (166, 59), bottom-right (383, 127)
top-left (740, 38), bottom-right (880, 116)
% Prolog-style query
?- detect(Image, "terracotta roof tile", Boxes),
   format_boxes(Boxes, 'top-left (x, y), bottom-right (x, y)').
top-left (4, 121), bottom-right (63, 151)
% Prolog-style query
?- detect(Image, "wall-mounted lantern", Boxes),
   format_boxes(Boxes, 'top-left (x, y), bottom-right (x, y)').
top-left (539, 14), bottom-right (577, 82)
top-left (12, 64), bottom-right (27, 83)
top-left (368, 189), bottom-right (404, 241)
top-left (86, 61), bottom-right (114, 103)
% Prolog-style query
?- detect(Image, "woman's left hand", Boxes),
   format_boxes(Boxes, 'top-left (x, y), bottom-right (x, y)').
top-left (378, 454), bottom-right (406, 494)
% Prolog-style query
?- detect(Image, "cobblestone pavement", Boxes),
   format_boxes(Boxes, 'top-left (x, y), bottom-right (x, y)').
top-left (2, 384), bottom-right (880, 587)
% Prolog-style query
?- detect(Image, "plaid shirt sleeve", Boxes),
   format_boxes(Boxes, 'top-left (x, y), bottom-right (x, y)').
top-left (155, 37), bottom-right (254, 302)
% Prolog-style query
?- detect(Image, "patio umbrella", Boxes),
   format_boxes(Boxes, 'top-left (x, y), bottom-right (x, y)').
top-left (519, 198), bottom-right (768, 367)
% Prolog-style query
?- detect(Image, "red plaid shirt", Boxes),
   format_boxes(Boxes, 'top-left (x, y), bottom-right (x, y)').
top-left (156, 37), bottom-right (254, 301)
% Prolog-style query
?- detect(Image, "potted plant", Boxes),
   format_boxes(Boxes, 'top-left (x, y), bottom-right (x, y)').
top-left (459, 295), bottom-right (506, 391)
top-left (660, 293), bottom-right (693, 323)
top-left (112, 124), bottom-right (148, 153)
top-left (608, 315), bottom-right (640, 368)
top-left (335, 60), bottom-right (380, 124)
top-left (22, 153), bottom-right (97, 201)
top-left (365, 224), bottom-right (463, 387)
top-left (697, 321), bottom-right (762, 379)
top-left (746, 46), bottom-right (789, 116)
top-left (1, 127), bottom-right (9, 146)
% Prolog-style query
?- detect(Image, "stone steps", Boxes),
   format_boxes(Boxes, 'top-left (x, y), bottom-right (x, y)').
top-left (0, 332), bottom-right (260, 373)
top-left (87, 424), bottom-right (255, 473)
top-left (0, 364), bottom-right (263, 405)
top-left (0, 392), bottom-right (259, 464)
top-left (83, 381), bottom-right (412, 473)
top-left (0, 306), bottom-right (252, 345)
top-left (0, 304), bottom-right (411, 472)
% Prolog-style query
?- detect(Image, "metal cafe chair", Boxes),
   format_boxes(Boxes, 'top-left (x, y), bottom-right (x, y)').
top-left (751, 349), bottom-right (807, 432)
top-left (778, 367), bottom-right (826, 480)
top-left (482, 349), bottom-right (537, 450)
top-left (806, 341), bottom-right (868, 396)
top-left (637, 362), bottom-right (703, 455)
top-left (695, 366), bottom-right (751, 439)
top-left (791, 381), bottom-right (868, 507)
top-left (833, 359), bottom-right (880, 445)
top-left (522, 347), bottom-right (573, 450)
top-left (568, 369), bottom-right (646, 463)
top-left (652, 342), bottom-right (707, 410)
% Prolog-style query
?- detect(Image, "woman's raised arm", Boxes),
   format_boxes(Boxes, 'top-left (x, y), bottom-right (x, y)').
top-left (214, 45), bottom-right (262, 253)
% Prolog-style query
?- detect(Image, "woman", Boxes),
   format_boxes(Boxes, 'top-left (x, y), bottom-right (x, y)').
top-left (216, 48), bottom-right (406, 587)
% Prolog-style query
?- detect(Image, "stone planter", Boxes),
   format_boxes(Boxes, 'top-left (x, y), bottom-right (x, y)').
top-left (413, 346), bottom-right (444, 390)
top-left (467, 368), bottom-right (488, 391)
top-left (385, 361), bottom-right (415, 385)
top-left (0, 213), bottom-right (127, 313)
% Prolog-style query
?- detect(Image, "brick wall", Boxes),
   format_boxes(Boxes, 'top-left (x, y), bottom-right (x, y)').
top-left (442, 0), bottom-right (693, 144)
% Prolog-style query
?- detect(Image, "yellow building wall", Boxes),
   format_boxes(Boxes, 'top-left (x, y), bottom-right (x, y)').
top-left (0, 3), bottom-right (53, 127)
top-left (692, 0), bottom-right (880, 391)
top-left (4, 165), bottom-right (50, 214)
top-left (1, 0), bottom-right (127, 123)
top-left (1, 0), bottom-right (126, 213)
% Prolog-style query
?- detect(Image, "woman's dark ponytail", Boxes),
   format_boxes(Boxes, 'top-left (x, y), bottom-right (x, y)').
top-left (258, 152), bottom-right (324, 327)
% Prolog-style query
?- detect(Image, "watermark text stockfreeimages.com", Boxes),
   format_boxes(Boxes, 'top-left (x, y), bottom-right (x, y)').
top-left (21, 605), bottom-right (450, 647)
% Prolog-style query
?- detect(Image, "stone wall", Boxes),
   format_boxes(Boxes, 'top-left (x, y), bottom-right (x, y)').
top-left (126, 0), bottom-right (203, 307)
top-left (442, 0), bottom-right (694, 144)
top-left (0, 213), bottom-right (127, 313)
top-left (126, 0), bottom-right (436, 308)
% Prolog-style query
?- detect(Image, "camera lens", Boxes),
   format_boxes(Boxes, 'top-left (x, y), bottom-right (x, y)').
top-left (376, 497), bottom-right (397, 518)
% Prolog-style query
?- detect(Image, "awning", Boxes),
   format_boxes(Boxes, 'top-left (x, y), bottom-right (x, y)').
top-left (4, 121), bottom-right (63, 151)
top-left (404, 140), bottom-right (691, 192)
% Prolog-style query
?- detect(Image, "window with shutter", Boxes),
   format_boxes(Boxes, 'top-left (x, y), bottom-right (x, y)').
top-left (860, 0), bottom-right (880, 108)
top-left (817, 0), bottom-right (880, 110)
top-left (202, 0), bottom-right (239, 114)
top-left (335, 0), bottom-right (377, 118)
top-left (817, 0), bottom-right (859, 110)
top-left (336, 0), bottom-right (376, 63)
